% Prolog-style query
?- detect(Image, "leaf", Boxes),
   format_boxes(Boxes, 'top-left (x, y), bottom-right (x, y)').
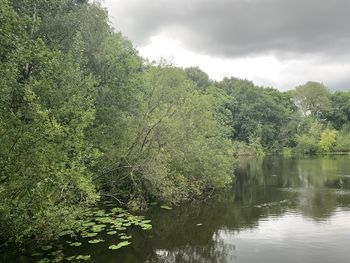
top-left (141, 224), bottom-right (152, 230)
top-left (81, 232), bottom-right (98, 238)
top-left (119, 235), bottom-right (132, 240)
top-left (160, 205), bottom-right (172, 210)
top-left (82, 222), bottom-right (95, 227)
top-left (76, 255), bottom-right (91, 260)
top-left (108, 241), bottom-right (131, 250)
top-left (41, 245), bottom-right (52, 251)
top-left (88, 239), bottom-right (105, 244)
top-left (70, 242), bottom-right (82, 247)
top-left (107, 230), bottom-right (117, 235)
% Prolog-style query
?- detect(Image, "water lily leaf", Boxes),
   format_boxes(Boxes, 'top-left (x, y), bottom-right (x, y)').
top-left (70, 242), bottom-right (82, 247)
top-left (41, 245), bottom-right (52, 251)
top-left (94, 210), bottom-right (106, 217)
top-left (141, 224), bottom-right (152, 230)
top-left (108, 241), bottom-right (131, 250)
top-left (111, 208), bottom-right (125, 214)
top-left (116, 213), bottom-right (126, 218)
top-left (59, 230), bottom-right (74, 236)
top-left (88, 239), bottom-right (105, 244)
top-left (49, 250), bottom-right (63, 256)
top-left (82, 222), bottom-right (95, 227)
top-left (91, 224), bottom-right (106, 232)
top-left (37, 258), bottom-right (50, 263)
top-left (107, 230), bottom-right (117, 235)
top-left (82, 232), bottom-right (98, 238)
top-left (66, 256), bottom-right (76, 261)
top-left (76, 255), bottom-right (91, 260)
top-left (114, 226), bottom-right (126, 231)
top-left (119, 235), bottom-right (132, 240)
top-left (160, 205), bottom-right (172, 210)
top-left (96, 217), bottom-right (113, 224)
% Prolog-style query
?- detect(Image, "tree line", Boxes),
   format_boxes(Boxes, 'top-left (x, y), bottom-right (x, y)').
top-left (0, 0), bottom-right (349, 245)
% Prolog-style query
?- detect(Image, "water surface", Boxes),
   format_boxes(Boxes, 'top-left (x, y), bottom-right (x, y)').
top-left (5, 156), bottom-right (350, 262)
top-left (111, 156), bottom-right (350, 263)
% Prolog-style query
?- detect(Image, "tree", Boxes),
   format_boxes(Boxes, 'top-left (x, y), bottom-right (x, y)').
top-left (326, 91), bottom-right (350, 130)
top-left (184, 66), bottom-right (212, 90)
top-left (216, 77), bottom-right (298, 150)
top-left (290, 81), bottom-right (331, 119)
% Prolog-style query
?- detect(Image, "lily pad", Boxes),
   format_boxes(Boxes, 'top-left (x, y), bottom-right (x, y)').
top-left (107, 230), bottom-right (117, 235)
top-left (114, 226), bottom-right (126, 231)
top-left (88, 239), bottom-right (105, 244)
top-left (119, 235), bottom-right (132, 240)
top-left (108, 241), bottom-right (131, 250)
top-left (81, 232), bottom-right (98, 238)
top-left (91, 224), bottom-right (106, 232)
top-left (141, 224), bottom-right (152, 230)
top-left (160, 205), bottom-right (172, 210)
top-left (82, 222), bottom-right (96, 227)
top-left (41, 245), bottom-right (52, 251)
top-left (76, 255), bottom-right (91, 260)
top-left (59, 230), bottom-right (74, 236)
top-left (70, 242), bottom-right (82, 247)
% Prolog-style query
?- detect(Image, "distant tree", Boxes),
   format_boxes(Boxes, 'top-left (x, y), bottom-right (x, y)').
top-left (290, 81), bottom-right (331, 119)
top-left (185, 66), bottom-right (211, 90)
top-left (216, 77), bottom-right (298, 149)
top-left (326, 91), bottom-right (350, 130)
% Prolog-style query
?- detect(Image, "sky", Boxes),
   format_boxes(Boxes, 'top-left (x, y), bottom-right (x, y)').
top-left (102, 0), bottom-right (350, 91)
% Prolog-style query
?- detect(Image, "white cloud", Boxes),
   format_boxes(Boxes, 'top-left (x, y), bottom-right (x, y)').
top-left (139, 35), bottom-right (350, 90)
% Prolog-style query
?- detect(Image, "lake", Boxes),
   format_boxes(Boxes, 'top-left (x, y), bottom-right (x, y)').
top-left (4, 156), bottom-right (350, 262)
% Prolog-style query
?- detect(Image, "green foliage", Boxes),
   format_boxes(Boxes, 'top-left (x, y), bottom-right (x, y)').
top-left (290, 81), bottom-right (331, 119)
top-left (216, 77), bottom-right (298, 150)
top-left (319, 129), bottom-right (337, 153)
top-left (2, 0), bottom-right (350, 250)
top-left (95, 66), bottom-right (234, 205)
top-left (333, 130), bottom-right (350, 152)
top-left (326, 91), bottom-right (350, 130)
top-left (184, 66), bottom-right (212, 90)
top-left (108, 241), bottom-right (131, 250)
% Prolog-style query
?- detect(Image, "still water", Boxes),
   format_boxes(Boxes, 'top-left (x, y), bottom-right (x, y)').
top-left (6, 156), bottom-right (350, 262)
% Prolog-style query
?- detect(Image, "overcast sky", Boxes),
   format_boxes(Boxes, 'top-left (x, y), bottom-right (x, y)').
top-left (103, 0), bottom-right (350, 91)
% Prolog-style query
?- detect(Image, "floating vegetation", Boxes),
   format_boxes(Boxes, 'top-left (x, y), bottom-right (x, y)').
top-left (108, 241), bottom-right (131, 250)
top-left (160, 205), bottom-right (172, 210)
top-left (59, 230), bottom-right (74, 237)
top-left (66, 255), bottom-right (91, 261)
top-left (81, 232), bottom-right (98, 238)
top-left (141, 224), bottom-right (152, 230)
top-left (88, 239), bottom-right (105, 244)
top-left (91, 224), bottom-right (106, 230)
top-left (32, 200), bottom-right (152, 262)
top-left (119, 235), bottom-right (132, 240)
top-left (41, 245), bottom-right (52, 251)
top-left (82, 222), bottom-right (96, 227)
top-left (70, 242), bottom-right (82, 247)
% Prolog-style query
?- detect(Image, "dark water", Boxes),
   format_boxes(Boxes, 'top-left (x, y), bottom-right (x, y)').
top-left (5, 156), bottom-right (350, 262)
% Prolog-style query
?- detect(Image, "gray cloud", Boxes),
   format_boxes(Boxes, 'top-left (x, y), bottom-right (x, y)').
top-left (105, 0), bottom-right (350, 58)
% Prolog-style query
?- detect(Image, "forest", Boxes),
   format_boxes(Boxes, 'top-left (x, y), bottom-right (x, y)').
top-left (1, 0), bottom-right (350, 248)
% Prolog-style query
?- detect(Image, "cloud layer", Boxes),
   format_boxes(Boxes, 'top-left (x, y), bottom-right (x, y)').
top-left (105, 0), bottom-right (350, 58)
top-left (104, 0), bottom-right (350, 90)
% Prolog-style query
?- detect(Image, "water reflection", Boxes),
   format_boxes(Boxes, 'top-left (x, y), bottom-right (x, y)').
top-left (127, 156), bottom-right (350, 263)
top-left (11, 156), bottom-right (349, 262)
